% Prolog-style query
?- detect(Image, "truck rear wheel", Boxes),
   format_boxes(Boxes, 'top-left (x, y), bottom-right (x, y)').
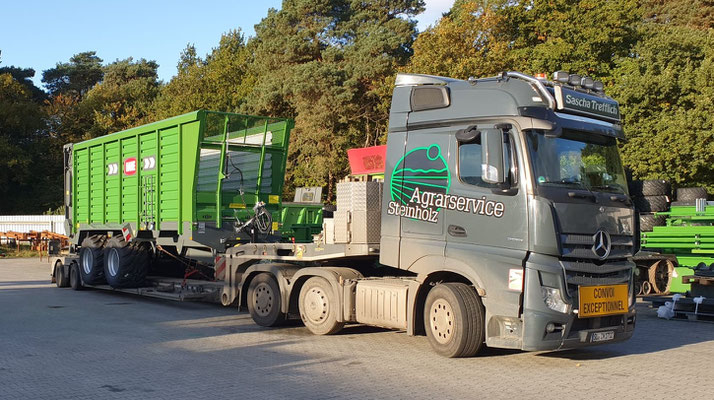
top-left (299, 276), bottom-right (344, 335)
top-left (424, 283), bottom-right (485, 358)
top-left (103, 236), bottom-right (150, 288)
top-left (55, 261), bottom-right (69, 288)
top-left (80, 235), bottom-right (106, 284)
top-left (247, 273), bottom-right (286, 327)
top-left (69, 261), bottom-right (83, 290)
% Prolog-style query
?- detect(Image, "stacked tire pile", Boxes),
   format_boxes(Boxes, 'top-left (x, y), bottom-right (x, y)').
top-left (629, 180), bottom-right (670, 232)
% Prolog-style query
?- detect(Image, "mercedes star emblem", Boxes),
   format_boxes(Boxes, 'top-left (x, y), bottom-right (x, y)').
top-left (592, 230), bottom-right (611, 260)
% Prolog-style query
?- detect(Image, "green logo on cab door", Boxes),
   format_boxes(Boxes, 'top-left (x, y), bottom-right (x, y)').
top-left (387, 143), bottom-right (506, 223)
top-left (390, 144), bottom-right (451, 205)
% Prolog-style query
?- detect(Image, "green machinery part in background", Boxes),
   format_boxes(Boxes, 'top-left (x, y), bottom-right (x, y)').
top-left (640, 204), bottom-right (714, 292)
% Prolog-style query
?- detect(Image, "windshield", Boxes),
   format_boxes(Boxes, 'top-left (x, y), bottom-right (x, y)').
top-left (525, 130), bottom-right (628, 194)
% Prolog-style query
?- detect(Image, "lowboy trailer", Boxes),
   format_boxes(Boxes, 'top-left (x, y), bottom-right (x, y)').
top-left (52, 71), bottom-right (637, 357)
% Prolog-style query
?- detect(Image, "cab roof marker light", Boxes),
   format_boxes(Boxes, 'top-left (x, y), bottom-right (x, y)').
top-left (535, 73), bottom-right (547, 80)
top-left (568, 74), bottom-right (582, 86)
top-left (593, 81), bottom-right (604, 92)
top-left (581, 77), bottom-right (595, 90)
top-left (553, 71), bottom-right (569, 84)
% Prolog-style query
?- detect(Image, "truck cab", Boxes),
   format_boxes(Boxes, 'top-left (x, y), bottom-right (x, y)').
top-left (380, 71), bottom-right (636, 352)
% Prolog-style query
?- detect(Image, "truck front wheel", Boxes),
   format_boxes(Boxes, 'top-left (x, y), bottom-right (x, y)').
top-left (424, 283), bottom-right (485, 358)
top-left (103, 237), bottom-right (150, 288)
top-left (299, 276), bottom-right (344, 335)
top-left (247, 273), bottom-right (286, 327)
top-left (79, 235), bottom-right (106, 285)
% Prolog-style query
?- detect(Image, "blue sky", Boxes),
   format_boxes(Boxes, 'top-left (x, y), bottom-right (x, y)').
top-left (0, 0), bottom-right (453, 89)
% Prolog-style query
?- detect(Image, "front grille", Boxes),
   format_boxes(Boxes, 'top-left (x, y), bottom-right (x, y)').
top-left (560, 233), bottom-right (634, 260)
top-left (561, 260), bottom-right (632, 299)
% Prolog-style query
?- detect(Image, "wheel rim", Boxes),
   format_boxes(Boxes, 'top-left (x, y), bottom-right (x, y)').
top-left (253, 282), bottom-right (274, 317)
top-left (107, 249), bottom-right (120, 277)
top-left (81, 250), bottom-right (93, 274)
top-left (303, 286), bottom-right (329, 325)
top-left (430, 299), bottom-right (454, 345)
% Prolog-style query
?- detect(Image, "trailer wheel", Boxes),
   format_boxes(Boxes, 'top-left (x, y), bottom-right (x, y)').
top-left (424, 283), bottom-right (485, 358)
top-left (55, 261), bottom-right (69, 288)
top-left (103, 236), bottom-right (150, 288)
top-left (247, 273), bottom-right (286, 327)
top-left (298, 276), bottom-right (344, 335)
top-left (79, 235), bottom-right (106, 284)
top-left (69, 261), bottom-right (83, 290)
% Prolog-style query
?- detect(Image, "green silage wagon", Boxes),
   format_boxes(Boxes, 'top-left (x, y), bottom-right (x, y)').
top-left (65, 110), bottom-right (291, 244)
top-left (60, 110), bottom-right (328, 287)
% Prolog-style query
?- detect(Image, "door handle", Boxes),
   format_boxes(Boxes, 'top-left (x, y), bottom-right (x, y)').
top-left (448, 225), bottom-right (467, 237)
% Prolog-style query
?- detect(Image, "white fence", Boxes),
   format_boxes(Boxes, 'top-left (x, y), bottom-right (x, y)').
top-left (0, 215), bottom-right (66, 235)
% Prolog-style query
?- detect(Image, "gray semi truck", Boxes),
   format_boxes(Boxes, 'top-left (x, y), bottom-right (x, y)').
top-left (52, 71), bottom-right (636, 357)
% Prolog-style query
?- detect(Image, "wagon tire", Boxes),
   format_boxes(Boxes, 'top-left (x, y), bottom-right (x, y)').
top-left (79, 235), bottom-right (106, 285)
top-left (103, 236), bottom-right (150, 288)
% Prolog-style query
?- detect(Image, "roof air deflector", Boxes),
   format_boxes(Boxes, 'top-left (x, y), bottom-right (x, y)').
top-left (395, 73), bottom-right (460, 87)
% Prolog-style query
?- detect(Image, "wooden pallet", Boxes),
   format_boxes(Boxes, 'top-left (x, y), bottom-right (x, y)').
top-left (670, 310), bottom-right (714, 323)
top-left (682, 275), bottom-right (714, 286)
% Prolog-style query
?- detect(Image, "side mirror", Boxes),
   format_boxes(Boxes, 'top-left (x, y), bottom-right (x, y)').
top-left (481, 129), bottom-right (505, 184)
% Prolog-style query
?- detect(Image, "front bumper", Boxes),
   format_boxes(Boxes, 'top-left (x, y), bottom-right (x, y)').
top-left (520, 254), bottom-right (636, 351)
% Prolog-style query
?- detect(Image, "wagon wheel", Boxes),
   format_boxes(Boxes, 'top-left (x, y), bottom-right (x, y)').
top-left (648, 260), bottom-right (674, 294)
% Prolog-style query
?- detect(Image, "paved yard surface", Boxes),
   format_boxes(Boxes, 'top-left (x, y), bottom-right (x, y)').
top-left (1, 258), bottom-right (712, 399)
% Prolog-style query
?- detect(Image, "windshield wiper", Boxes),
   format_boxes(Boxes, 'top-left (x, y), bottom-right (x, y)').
top-left (540, 179), bottom-right (597, 201)
top-left (590, 184), bottom-right (626, 194)
top-left (540, 179), bottom-right (586, 187)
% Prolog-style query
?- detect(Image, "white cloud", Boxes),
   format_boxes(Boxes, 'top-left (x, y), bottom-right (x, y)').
top-left (417, 0), bottom-right (456, 31)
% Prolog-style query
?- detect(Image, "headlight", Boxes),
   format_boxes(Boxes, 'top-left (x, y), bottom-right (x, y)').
top-left (541, 287), bottom-right (570, 314)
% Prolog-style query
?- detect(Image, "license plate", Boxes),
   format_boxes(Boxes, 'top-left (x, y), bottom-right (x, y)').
top-left (578, 283), bottom-right (628, 318)
top-left (591, 331), bottom-right (615, 342)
